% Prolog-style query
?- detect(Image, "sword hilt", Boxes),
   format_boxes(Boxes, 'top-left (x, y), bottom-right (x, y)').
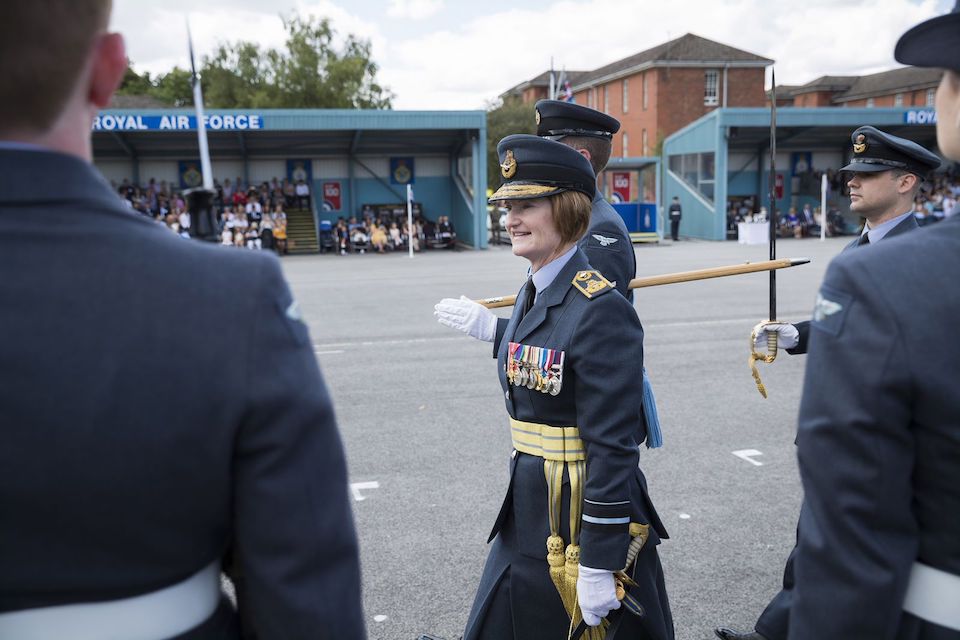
top-left (749, 321), bottom-right (780, 398)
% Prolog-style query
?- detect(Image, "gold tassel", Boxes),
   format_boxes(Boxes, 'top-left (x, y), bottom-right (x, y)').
top-left (547, 534), bottom-right (567, 598)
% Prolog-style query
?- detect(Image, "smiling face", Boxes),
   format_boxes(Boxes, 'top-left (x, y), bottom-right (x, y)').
top-left (503, 197), bottom-right (569, 272)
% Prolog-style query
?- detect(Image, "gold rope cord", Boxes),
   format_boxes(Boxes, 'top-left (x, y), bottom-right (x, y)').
top-left (749, 321), bottom-right (779, 398)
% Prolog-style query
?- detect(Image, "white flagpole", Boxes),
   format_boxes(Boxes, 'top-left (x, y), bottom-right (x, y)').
top-left (407, 183), bottom-right (414, 259)
top-left (820, 173), bottom-right (827, 241)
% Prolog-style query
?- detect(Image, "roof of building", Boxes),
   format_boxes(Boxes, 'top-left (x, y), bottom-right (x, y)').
top-left (501, 70), bottom-right (589, 98)
top-left (835, 66), bottom-right (942, 102)
top-left (573, 33), bottom-right (773, 88)
top-left (793, 75), bottom-right (859, 93)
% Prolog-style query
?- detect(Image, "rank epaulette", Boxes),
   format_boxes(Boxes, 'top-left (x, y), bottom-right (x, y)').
top-left (571, 270), bottom-right (614, 299)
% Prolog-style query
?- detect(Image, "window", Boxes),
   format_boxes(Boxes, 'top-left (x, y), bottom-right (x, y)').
top-left (894, 93), bottom-right (904, 107)
top-left (622, 79), bottom-right (629, 113)
top-left (603, 85), bottom-right (609, 113)
top-left (866, 98), bottom-right (875, 108)
top-left (667, 152), bottom-right (715, 203)
top-left (642, 72), bottom-right (648, 110)
top-left (704, 69), bottom-right (719, 106)
top-left (622, 133), bottom-right (629, 158)
top-left (642, 129), bottom-right (648, 156)
top-left (927, 88), bottom-right (936, 106)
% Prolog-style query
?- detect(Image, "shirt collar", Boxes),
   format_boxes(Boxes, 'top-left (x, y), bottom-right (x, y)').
top-left (864, 210), bottom-right (913, 243)
top-left (531, 245), bottom-right (578, 300)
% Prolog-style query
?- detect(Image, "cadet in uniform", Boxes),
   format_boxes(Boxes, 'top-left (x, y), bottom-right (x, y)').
top-left (750, 126), bottom-right (940, 358)
top-left (718, 128), bottom-right (941, 640)
top-left (449, 135), bottom-right (672, 640)
top-left (0, 3), bottom-right (363, 638)
top-left (787, 6), bottom-right (960, 638)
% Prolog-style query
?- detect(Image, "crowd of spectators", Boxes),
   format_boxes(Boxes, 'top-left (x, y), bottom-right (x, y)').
top-left (321, 213), bottom-right (456, 255)
top-left (113, 176), bottom-right (310, 255)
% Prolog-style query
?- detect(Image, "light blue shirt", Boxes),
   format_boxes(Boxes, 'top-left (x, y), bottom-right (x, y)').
top-left (864, 210), bottom-right (913, 244)
top-left (531, 244), bottom-right (578, 302)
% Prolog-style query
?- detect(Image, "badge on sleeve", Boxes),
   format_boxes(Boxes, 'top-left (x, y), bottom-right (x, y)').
top-left (811, 285), bottom-right (852, 337)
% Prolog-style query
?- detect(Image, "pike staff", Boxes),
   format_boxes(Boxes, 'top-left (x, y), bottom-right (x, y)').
top-left (184, 19), bottom-right (219, 242)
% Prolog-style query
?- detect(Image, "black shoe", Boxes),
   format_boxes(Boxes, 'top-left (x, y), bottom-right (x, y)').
top-left (714, 628), bottom-right (768, 640)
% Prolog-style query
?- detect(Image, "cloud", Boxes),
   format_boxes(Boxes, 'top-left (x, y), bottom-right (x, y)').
top-left (386, 0), bottom-right (444, 20)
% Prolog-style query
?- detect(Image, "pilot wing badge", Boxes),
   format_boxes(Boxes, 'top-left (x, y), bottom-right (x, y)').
top-left (591, 234), bottom-right (619, 247)
top-left (812, 293), bottom-right (842, 322)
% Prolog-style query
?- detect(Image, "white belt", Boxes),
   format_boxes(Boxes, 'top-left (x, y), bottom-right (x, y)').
top-left (0, 559), bottom-right (221, 640)
top-left (903, 561), bottom-right (960, 631)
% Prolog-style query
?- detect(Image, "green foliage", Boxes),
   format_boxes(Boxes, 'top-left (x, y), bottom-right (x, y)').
top-left (118, 14), bottom-right (392, 109)
top-left (485, 96), bottom-right (536, 190)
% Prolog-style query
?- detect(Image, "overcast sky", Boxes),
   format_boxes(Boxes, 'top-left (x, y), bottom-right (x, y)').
top-left (111, 0), bottom-right (952, 111)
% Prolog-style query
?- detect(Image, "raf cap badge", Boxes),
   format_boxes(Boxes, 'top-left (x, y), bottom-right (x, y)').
top-left (500, 149), bottom-right (517, 179)
top-left (853, 134), bottom-right (867, 154)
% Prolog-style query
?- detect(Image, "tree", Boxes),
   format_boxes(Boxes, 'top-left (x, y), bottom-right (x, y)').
top-left (485, 95), bottom-right (536, 190)
top-left (116, 64), bottom-right (153, 96)
top-left (152, 68), bottom-right (194, 107)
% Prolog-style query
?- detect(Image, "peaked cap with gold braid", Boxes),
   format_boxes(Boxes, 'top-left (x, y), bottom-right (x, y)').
top-left (489, 134), bottom-right (596, 202)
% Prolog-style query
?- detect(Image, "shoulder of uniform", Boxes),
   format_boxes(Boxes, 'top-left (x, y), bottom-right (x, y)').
top-left (571, 270), bottom-right (615, 299)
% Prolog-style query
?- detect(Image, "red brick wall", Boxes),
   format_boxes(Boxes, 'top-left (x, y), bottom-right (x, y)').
top-left (521, 87), bottom-right (549, 104)
top-left (793, 91), bottom-right (834, 107)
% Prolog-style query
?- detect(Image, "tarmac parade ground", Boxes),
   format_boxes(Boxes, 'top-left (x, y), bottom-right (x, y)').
top-left (280, 235), bottom-right (850, 640)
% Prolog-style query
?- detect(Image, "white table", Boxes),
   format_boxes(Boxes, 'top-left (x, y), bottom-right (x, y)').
top-left (738, 222), bottom-right (769, 245)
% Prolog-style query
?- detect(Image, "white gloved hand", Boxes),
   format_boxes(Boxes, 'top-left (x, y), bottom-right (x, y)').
top-left (434, 295), bottom-right (497, 343)
top-left (577, 565), bottom-right (620, 627)
top-left (753, 322), bottom-right (799, 350)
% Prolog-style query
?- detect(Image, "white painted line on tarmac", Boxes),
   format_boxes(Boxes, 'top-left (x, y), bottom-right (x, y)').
top-left (350, 481), bottom-right (380, 501)
top-left (679, 513), bottom-right (692, 520)
top-left (732, 449), bottom-right (765, 466)
top-left (374, 615), bottom-right (388, 623)
top-left (313, 350), bottom-right (345, 355)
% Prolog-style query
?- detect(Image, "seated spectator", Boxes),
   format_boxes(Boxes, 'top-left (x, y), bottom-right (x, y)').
top-left (283, 179), bottom-right (296, 208)
top-left (221, 226), bottom-right (233, 246)
top-left (245, 197), bottom-right (263, 223)
top-left (389, 222), bottom-right (402, 249)
top-left (780, 207), bottom-right (801, 238)
top-left (245, 223), bottom-right (262, 250)
top-left (272, 215), bottom-right (288, 255)
top-left (295, 179), bottom-right (310, 210)
top-left (371, 223), bottom-right (388, 254)
top-left (233, 230), bottom-right (245, 248)
top-left (260, 213), bottom-right (274, 251)
top-left (335, 220), bottom-right (350, 256)
top-left (178, 208), bottom-right (191, 236)
top-left (234, 211), bottom-right (249, 232)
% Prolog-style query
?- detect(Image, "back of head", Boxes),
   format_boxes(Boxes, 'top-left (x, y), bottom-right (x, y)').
top-left (534, 99), bottom-right (619, 175)
top-left (0, 1), bottom-right (112, 137)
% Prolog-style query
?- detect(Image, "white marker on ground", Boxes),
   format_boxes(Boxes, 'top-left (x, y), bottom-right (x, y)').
top-left (350, 481), bottom-right (380, 501)
top-left (374, 615), bottom-right (388, 623)
top-left (732, 449), bottom-right (765, 466)
top-left (678, 513), bottom-right (691, 520)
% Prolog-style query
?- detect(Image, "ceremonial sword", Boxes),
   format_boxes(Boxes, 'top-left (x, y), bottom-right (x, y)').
top-left (748, 68), bottom-right (780, 397)
top-left (184, 19), bottom-right (219, 243)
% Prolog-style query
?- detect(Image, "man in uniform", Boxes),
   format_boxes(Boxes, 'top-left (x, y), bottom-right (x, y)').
top-left (668, 197), bottom-right (682, 242)
top-left (0, 2), bottom-right (364, 638)
top-left (786, 6), bottom-right (960, 638)
top-left (717, 127), bottom-right (941, 640)
top-left (534, 100), bottom-right (636, 301)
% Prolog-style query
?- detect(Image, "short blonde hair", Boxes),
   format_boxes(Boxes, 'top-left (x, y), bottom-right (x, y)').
top-left (550, 190), bottom-right (592, 244)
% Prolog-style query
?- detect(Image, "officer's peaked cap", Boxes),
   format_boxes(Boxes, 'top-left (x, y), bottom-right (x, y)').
top-left (535, 100), bottom-right (620, 141)
top-left (489, 134), bottom-right (596, 202)
top-left (839, 126), bottom-right (941, 178)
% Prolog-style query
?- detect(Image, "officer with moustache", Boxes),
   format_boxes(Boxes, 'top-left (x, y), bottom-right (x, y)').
top-left (717, 127), bottom-right (941, 640)
top-left (786, 5), bottom-right (960, 638)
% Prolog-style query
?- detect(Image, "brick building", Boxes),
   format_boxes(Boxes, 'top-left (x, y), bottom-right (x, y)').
top-left (502, 34), bottom-right (772, 159)
top-left (772, 67), bottom-right (942, 109)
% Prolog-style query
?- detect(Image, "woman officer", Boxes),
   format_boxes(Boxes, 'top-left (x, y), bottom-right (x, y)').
top-left (436, 135), bottom-right (673, 640)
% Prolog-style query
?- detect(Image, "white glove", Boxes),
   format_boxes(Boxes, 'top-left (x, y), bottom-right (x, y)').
top-left (577, 565), bottom-right (620, 627)
top-left (434, 295), bottom-right (497, 343)
top-left (753, 322), bottom-right (799, 350)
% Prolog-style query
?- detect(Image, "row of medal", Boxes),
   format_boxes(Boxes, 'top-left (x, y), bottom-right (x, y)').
top-left (507, 342), bottom-right (565, 396)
